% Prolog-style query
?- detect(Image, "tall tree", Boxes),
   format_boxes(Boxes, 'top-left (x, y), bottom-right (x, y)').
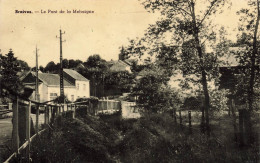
top-left (248, 0), bottom-right (260, 112)
top-left (129, 0), bottom-right (229, 134)
top-left (235, 0), bottom-right (260, 111)
top-left (0, 49), bottom-right (23, 96)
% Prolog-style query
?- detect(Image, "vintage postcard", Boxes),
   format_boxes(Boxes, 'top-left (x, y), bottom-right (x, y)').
top-left (0, 0), bottom-right (259, 162)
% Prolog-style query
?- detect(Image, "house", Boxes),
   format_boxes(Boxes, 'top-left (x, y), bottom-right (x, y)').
top-left (108, 60), bottom-right (132, 73)
top-left (63, 68), bottom-right (90, 99)
top-left (21, 69), bottom-right (90, 102)
top-left (71, 63), bottom-right (85, 71)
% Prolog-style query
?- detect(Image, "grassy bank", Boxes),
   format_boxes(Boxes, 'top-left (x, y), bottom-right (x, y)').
top-left (27, 108), bottom-right (259, 163)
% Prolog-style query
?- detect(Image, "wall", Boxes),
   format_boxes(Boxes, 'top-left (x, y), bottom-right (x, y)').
top-left (47, 86), bottom-right (76, 102)
top-left (39, 83), bottom-right (48, 102)
top-left (65, 87), bottom-right (77, 102)
top-left (75, 80), bottom-right (90, 99)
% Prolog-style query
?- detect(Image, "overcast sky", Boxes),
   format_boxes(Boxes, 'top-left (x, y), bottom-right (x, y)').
top-left (0, 0), bottom-right (248, 67)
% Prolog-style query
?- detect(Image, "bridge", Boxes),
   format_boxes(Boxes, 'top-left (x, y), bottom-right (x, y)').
top-left (1, 95), bottom-right (137, 163)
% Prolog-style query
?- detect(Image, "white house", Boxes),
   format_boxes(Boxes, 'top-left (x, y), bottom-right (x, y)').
top-left (21, 69), bottom-right (90, 102)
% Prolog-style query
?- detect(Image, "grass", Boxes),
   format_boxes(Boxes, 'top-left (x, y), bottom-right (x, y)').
top-left (12, 107), bottom-right (259, 163)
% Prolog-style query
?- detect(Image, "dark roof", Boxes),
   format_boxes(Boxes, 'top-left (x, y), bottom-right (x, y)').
top-left (63, 69), bottom-right (89, 81)
top-left (31, 72), bottom-right (73, 87)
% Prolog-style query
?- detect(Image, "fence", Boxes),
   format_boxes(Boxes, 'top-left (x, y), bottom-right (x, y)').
top-left (97, 99), bottom-right (121, 115)
top-left (121, 101), bottom-right (140, 119)
top-left (0, 103), bottom-right (12, 118)
top-left (1, 97), bottom-right (122, 163)
top-left (175, 103), bottom-right (260, 147)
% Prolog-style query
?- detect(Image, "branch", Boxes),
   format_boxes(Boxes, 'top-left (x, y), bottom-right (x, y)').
top-left (170, 1), bottom-right (192, 17)
top-left (198, 0), bottom-right (219, 27)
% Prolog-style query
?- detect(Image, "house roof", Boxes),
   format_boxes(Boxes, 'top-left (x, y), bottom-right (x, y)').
top-left (109, 60), bottom-right (132, 72)
top-left (63, 69), bottom-right (89, 81)
top-left (31, 72), bottom-right (74, 87)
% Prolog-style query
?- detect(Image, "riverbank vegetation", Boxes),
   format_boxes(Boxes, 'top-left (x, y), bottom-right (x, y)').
top-left (28, 108), bottom-right (258, 163)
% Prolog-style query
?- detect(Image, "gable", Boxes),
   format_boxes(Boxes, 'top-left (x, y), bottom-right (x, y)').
top-left (110, 60), bottom-right (131, 72)
top-left (22, 72), bottom-right (74, 87)
top-left (63, 69), bottom-right (89, 81)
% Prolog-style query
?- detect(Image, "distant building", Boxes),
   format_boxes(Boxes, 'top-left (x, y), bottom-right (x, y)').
top-left (71, 63), bottom-right (85, 71)
top-left (21, 69), bottom-right (90, 102)
top-left (109, 60), bottom-right (132, 73)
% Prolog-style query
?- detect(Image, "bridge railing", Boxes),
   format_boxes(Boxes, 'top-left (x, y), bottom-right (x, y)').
top-left (3, 97), bottom-right (65, 163)
top-left (2, 96), bottom-right (88, 162)
top-left (0, 103), bottom-right (12, 118)
top-left (3, 97), bottom-right (122, 162)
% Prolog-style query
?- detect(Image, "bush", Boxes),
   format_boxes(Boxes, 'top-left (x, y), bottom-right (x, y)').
top-left (29, 110), bottom-right (259, 163)
top-left (31, 115), bottom-right (118, 162)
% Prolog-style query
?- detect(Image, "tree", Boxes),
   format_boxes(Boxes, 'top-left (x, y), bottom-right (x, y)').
top-left (62, 59), bottom-right (69, 68)
top-left (0, 49), bottom-right (23, 97)
top-left (236, 0), bottom-right (260, 111)
top-left (16, 59), bottom-right (30, 71)
top-left (119, 46), bottom-right (129, 61)
top-left (132, 65), bottom-right (180, 113)
top-left (104, 71), bottom-right (135, 93)
top-left (84, 54), bottom-right (108, 70)
top-left (39, 65), bottom-right (44, 72)
top-left (129, 0), bottom-right (229, 134)
top-left (44, 61), bottom-right (58, 73)
top-left (78, 55), bottom-right (109, 97)
top-left (67, 59), bottom-right (83, 69)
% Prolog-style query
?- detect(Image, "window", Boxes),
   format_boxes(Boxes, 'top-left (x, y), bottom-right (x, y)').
top-left (50, 93), bottom-right (58, 100)
top-left (83, 84), bottom-right (86, 90)
top-left (77, 83), bottom-right (79, 90)
top-left (71, 95), bottom-right (74, 101)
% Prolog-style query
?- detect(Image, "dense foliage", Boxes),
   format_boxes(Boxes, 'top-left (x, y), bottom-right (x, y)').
top-left (29, 110), bottom-right (259, 163)
top-left (0, 49), bottom-right (25, 100)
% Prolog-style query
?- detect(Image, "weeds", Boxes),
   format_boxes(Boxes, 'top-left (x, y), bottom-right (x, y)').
top-left (28, 108), bottom-right (259, 163)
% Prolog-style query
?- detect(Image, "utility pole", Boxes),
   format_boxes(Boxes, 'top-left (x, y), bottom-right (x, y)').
top-left (56, 29), bottom-right (66, 103)
top-left (35, 46), bottom-right (39, 102)
top-left (35, 46), bottom-right (40, 134)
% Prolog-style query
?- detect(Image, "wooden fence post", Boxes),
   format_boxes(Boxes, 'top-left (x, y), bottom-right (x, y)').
top-left (26, 101), bottom-right (31, 162)
top-left (188, 111), bottom-right (192, 133)
top-left (57, 105), bottom-right (60, 115)
top-left (12, 97), bottom-right (19, 155)
top-left (8, 103), bottom-right (12, 110)
top-left (36, 104), bottom-right (39, 134)
top-left (179, 110), bottom-right (182, 126)
top-left (106, 97), bottom-right (109, 110)
top-left (51, 106), bottom-right (55, 123)
top-left (239, 109), bottom-right (245, 146)
top-left (44, 105), bottom-right (47, 126)
top-left (173, 109), bottom-right (177, 123)
top-left (231, 99), bottom-right (238, 142)
top-left (47, 105), bottom-right (50, 124)
top-left (72, 105), bottom-right (75, 119)
top-left (228, 105), bottom-right (231, 117)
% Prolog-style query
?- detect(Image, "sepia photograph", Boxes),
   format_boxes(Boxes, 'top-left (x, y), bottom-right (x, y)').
top-left (0, 0), bottom-right (260, 162)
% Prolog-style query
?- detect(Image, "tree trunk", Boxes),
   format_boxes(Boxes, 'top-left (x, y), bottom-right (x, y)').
top-left (248, 0), bottom-right (259, 112)
top-left (190, 1), bottom-right (211, 135)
